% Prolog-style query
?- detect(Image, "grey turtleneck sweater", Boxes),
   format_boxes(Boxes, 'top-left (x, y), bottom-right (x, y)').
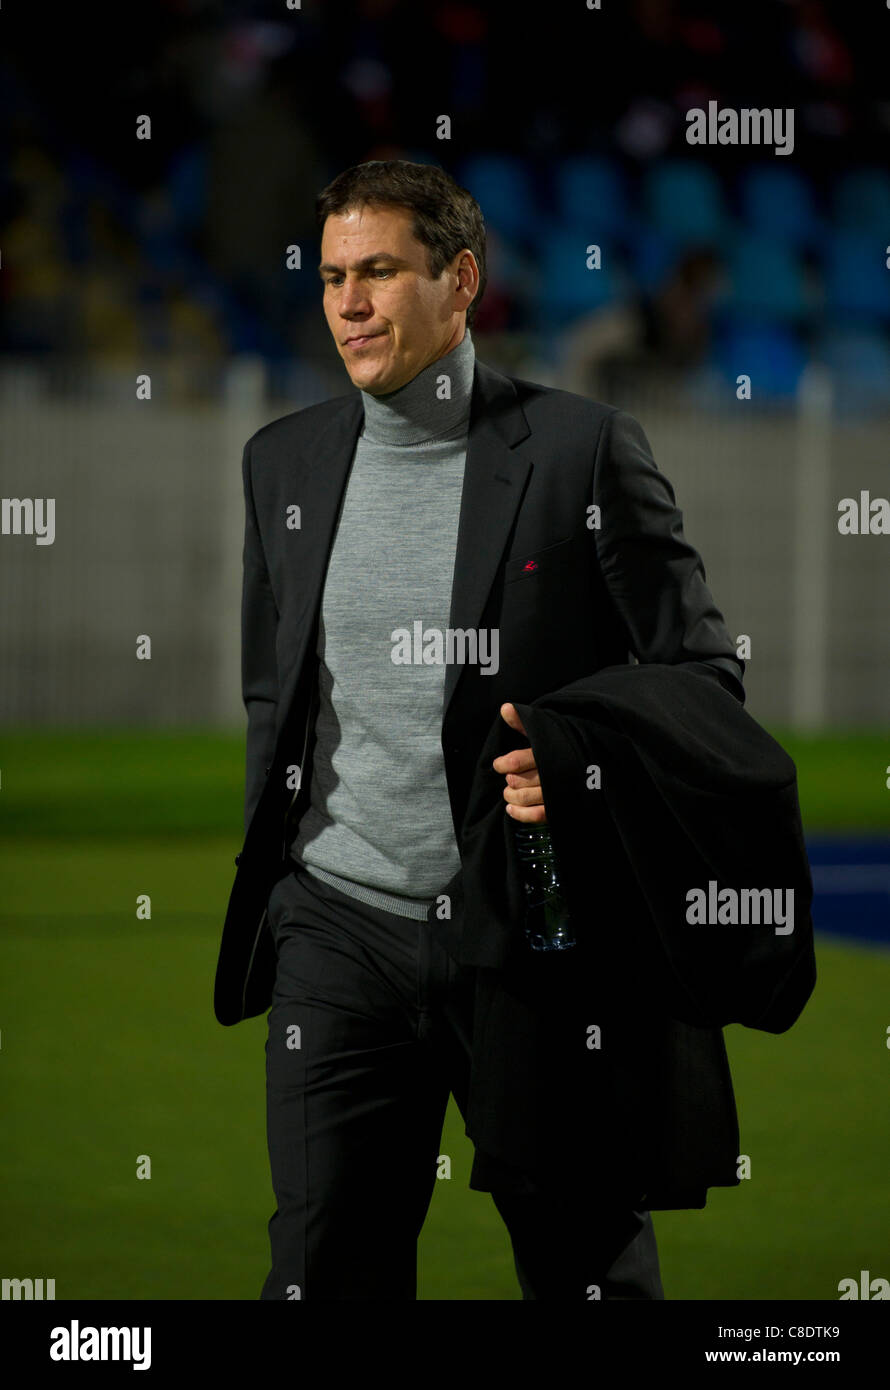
top-left (289, 329), bottom-right (475, 919)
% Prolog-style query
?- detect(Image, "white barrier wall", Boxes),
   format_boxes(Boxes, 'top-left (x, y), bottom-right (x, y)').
top-left (0, 361), bottom-right (887, 729)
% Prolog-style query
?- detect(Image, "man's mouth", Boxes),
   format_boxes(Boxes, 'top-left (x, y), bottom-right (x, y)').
top-left (345, 333), bottom-right (383, 349)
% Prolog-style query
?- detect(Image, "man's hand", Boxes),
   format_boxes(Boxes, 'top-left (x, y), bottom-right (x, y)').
top-left (493, 703), bottom-right (547, 824)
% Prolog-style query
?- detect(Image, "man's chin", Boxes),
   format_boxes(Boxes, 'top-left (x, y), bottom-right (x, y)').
top-left (348, 368), bottom-right (397, 395)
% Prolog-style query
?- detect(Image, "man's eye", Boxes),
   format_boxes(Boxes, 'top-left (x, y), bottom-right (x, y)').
top-left (324, 270), bottom-right (392, 285)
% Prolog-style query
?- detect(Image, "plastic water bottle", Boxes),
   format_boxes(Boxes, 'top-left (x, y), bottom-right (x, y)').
top-left (512, 823), bottom-right (576, 951)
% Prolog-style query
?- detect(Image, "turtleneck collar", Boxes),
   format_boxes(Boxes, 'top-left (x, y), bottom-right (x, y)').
top-left (358, 329), bottom-right (475, 446)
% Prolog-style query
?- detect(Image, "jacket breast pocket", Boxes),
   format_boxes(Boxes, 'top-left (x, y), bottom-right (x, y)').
top-left (503, 535), bottom-right (575, 586)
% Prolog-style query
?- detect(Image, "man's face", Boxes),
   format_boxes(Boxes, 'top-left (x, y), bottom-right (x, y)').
top-left (319, 203), bottom-right (475, 395)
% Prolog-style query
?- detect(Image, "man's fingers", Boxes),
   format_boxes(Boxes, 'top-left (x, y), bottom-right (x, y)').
top-left (503, 784), bottom-right (544, 806)
top-left (505, 770), bottom-right (540, 787)
top-left (506, 802), bottom-right (548, 824)
top-left (492, 746), bottom-right (537, 774)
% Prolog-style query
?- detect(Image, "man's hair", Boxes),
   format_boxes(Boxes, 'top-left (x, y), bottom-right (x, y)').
top-left (315, 160), bottom-right (487, 331)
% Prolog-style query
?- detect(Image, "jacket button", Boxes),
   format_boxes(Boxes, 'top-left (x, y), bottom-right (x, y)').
top-left (234, 853), bottom-right (242, 866)
top-left (264, 765), bottom-right (271, 776)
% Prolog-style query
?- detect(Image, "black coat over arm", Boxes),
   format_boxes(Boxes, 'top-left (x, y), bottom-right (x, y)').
top-left (444, 660), bottom-right (815, 1208)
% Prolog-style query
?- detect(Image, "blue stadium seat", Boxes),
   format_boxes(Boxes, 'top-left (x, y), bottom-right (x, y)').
top-left (823, 232), bottom-right (890, 324)
top-left (532, 229), bottom-right (626, 332)
top-left (167, 144), bottom-right (207, 233)
top-left (59, 193), bottom-right (90, 267)
top-left (710, 322), bottom-right (806, 400)
top-left (455, 154), bottom-right (540, 247)
top-left (725, 233), bottom-right (811, 325)
top-left (642, 160), bottom-right (728, 246)
top-left (833, 168), bottom-right (890, 237)
top-left (627, 226), bottom-right (686, 292)
top-left (815, 326), bottom-right (890, 416)
top-left (737, 163), bottom-right (821, 249)
top-left (551, 155), bottom-right (631, 242)
top-left (134, 196), bottom-right (185, 276)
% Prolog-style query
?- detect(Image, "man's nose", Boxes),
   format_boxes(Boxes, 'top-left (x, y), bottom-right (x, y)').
top-left (339, 277), bottom-right (372, 317)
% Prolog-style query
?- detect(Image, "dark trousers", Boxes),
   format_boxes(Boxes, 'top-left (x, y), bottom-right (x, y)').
top-left (260, 861), bottom-right (664, 1301)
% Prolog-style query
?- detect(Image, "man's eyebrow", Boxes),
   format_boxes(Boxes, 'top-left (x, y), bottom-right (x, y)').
top-left (317, 253), bottom-right (405, 278)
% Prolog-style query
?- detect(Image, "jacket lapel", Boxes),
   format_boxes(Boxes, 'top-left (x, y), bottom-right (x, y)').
top-left (271, 393), bottom-right (363, 745)
top-left (443, 358), bottom-right (531, 719)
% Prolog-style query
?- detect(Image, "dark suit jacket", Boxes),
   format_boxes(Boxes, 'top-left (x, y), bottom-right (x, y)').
top-left (444, 660), bottom-right (815, 1208)
top-left (211, 355), bottom-right (805, 1205)
top-left (214, 355), bottom-right (746, 1030)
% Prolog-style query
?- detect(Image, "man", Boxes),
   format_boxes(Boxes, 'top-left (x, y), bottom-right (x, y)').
top-left (214, 159), bottom-right (747, 1300)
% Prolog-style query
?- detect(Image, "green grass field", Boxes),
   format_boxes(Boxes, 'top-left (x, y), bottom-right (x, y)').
top-left (1, 729), bottom-right (887, 1299)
